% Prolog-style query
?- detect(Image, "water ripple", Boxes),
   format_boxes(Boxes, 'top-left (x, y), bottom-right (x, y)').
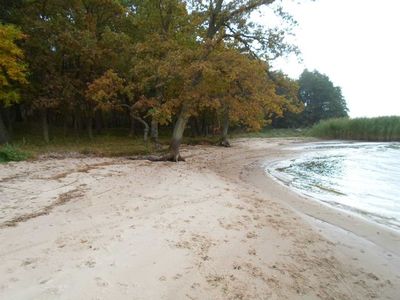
top-left (266, 142), bottom-right (400, 230)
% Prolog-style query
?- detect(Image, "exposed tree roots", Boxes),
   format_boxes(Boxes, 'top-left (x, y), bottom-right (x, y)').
top-left (219, 139), bottom-right (231, 147)
top-left (128, 153), bottom-right (186, 162)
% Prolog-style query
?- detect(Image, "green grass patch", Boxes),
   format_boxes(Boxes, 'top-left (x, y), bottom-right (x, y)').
top-left (309, 116), bottom-right (400, 141)
top-left (3, 124), bottom-right (312, 162)
top-left (15, 135), bottom-right (162, 158)
top-left (6, 123), bottom-right (166, 158)
top-left (0, 144), bottom-right (30, 163)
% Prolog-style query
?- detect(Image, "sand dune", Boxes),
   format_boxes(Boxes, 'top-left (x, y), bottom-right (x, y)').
top-left (0, 138), bottom-right (399, 299)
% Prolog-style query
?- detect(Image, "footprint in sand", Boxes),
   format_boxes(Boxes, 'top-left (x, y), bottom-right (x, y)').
top-left (85, 259), bottom-right (96, 268)
top-left (39, 278), bottom-right (51, 285)
top-left (248, 248), bottom-right (257, 256)
top-left (173, 273), bottom-right (183, 280)
top-left (246, 231), bottom-right (258, 239)
top-left (233, 263), bottom-right (242, 270)
top-left (366, 273), bottom-right (380, 281)
top-left (21, 257), bottom-right (39, 269)
top-left (95, 277), bottom-right (109, 287)
top-left (191, 282), bottom-right (200, 289)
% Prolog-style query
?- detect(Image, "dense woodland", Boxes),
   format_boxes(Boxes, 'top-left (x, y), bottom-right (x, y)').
top-left (0, 0), bottom-right (348, 160)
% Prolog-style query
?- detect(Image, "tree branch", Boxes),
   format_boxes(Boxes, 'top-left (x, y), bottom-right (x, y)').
top-left (219, 0), bottom-right (275, 27)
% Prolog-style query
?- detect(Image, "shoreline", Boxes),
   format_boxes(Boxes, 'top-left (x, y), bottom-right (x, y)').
top-left (263, 140), bottom-right (400, 232)
top-left (247, 148), bottom-right (400, 256)
top-left (0, 138), bottom-right (399, 299)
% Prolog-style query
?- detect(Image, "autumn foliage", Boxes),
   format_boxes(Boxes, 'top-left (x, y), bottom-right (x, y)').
top-left (0, 0), bottom-right (305, 154)
top-left (0, 24), bottom-right (27, 106)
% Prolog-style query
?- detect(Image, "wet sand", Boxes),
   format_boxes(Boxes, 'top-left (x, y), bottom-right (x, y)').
top-left (0, 138), bottom-right (399, 299)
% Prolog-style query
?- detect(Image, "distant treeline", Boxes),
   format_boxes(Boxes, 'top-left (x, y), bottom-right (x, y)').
top-left (310, 117), bottom-right (400, 141)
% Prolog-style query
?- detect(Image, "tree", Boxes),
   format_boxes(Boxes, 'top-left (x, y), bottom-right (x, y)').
top-left (196, 47), bottom-right (299, 147)
top-left (162, 0), bottom-right (301, 160)
top-left (86, 69), bottom-right (152, 143)
top-left (127, 0), bottom-right (196, 148)
top-left (299, 69), bottom-right (348, 125)
top-left (13, 0), bottom-right (131, 141)
top-left (0, 24), bottom-right (27, 144)
top-left (0, 0), bottom-right (307, 156)
top-left (269, 71), bottom-right (304, 128)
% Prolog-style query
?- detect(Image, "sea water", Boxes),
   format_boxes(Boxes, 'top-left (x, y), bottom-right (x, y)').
top-left (266, 142), bottom-right (400, 230)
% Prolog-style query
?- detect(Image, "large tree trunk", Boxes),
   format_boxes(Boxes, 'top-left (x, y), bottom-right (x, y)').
top-left (219, 106), bottom-right (230, 147)
top-left (0, 108), bottom-right (9, 144)
top-left (168, 105), bottom-right (188, 161)
top-left (41, 109), bottom-right (49, 143)
top-left (128, 106), bottom-right (189, 162)
top-left (151, 119), bottom-right (161, 150)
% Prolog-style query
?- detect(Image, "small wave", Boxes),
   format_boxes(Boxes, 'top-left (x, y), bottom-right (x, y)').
top-left (266, 141), bottom-right (400, 231)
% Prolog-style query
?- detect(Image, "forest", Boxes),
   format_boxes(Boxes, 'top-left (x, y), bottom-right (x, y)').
top-left (0, 0), bottom-right (349, 160)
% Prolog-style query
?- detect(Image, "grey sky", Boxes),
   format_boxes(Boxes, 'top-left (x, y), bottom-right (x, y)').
top-left (266, 0), bottom-right (400, 118)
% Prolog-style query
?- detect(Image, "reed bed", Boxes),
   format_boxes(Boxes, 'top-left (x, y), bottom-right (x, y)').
top-left (310, 116), bottom-right (400, 141)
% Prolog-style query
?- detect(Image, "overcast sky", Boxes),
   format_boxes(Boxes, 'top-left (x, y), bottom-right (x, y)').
top-left (264, 0), bottom-right (400, 118)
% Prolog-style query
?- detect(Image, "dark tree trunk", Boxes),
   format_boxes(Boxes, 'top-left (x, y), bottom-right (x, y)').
top-left (129, 115), bottom-right (135, 137)
top-left (219, 106), bottom-right (230, 147)
top-left (132, 115), bottom-right (149, 143)
top-left (194, 116), bottom-right (202, 136)
top-left (128, 106), bottom-right (188, 162)
top-left (95, 110), bottom-right (102, 134)
top-left (202, 114), bottom-right (207, 136)
top-left (5, 108), bottom-right (14, 135)
top-left (63, 114), bottom-right (69, 136)
top-left (87, 116), bottom-right (93, 139)
top-left (189, 117), bottom-right (198, 137)
top-left (41, 109), bottom-right (49, 143)
top-left (73, 111), bottom-right (80, 137)
top-left (15, 104), bottom-right (23, 122)
top-left (0, 108), bottom-right (9, 144)
top-left (151, 119), bottom-right (161, 150)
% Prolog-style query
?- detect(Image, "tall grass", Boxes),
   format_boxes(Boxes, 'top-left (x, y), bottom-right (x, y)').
top-left (310, 116), bottom-right (400, 141)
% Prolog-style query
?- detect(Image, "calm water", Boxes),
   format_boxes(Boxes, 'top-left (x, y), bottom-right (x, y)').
top-left (266, 142), bottom-right (400, 230)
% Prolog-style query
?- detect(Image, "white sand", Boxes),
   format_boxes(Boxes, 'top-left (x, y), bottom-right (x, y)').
top-left (0, 138), bottom-right (399, 299)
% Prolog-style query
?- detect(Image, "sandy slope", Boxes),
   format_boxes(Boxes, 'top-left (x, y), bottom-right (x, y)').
top-left (0, 138), bottom-right (399, 299)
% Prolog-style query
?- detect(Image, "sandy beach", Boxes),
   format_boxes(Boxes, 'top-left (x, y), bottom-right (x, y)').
top-left (0, 138), bottom-right (399, 299)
